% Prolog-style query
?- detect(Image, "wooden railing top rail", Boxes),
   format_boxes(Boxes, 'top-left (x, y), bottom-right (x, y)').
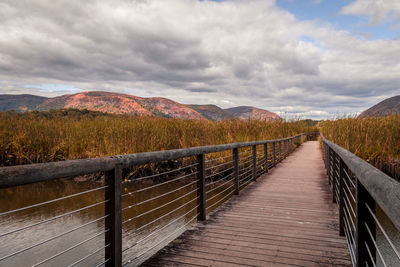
top-left (321, 135), bottom-right (400, 231)
top-left (0, 134), bottom-right (308, 189)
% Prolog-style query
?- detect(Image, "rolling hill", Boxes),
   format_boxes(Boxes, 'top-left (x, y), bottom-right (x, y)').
top-left (0, 94), bottom-right (48, 112)
top-left (224, 106), bottom-right (281, 121)
top-left (0, 91), bottom-right (280, 120)
top-left (360, 95), bottom-right (400, 117)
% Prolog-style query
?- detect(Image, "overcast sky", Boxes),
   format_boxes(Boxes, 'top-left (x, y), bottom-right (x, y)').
top-left (0, 0), bottom-right (399, 119)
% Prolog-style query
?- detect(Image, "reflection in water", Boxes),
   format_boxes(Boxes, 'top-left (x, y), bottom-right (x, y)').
top-left (0, 175), bottom-right (232, 266)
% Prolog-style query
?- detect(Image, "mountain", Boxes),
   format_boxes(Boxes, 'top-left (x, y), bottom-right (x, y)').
top-left (360, 95), bottom-right (400, 117)
top-left (186, 104), bottom-right (234, 120)
top-left (0, 91), bottom-right (280, 120)
top-left (0, 94), bottom-right (48, 112)
top-left (224, 106), bottom-right (281, 121)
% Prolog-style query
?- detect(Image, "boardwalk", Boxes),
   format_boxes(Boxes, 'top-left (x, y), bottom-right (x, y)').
top-left (143, 141), bottom-right (352, 266)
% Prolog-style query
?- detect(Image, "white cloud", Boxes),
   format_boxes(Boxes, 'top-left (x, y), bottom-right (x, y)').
top-left (0, 0), bottom-right (399, 119)
top-left (340, 0), bottom-right (400, 24)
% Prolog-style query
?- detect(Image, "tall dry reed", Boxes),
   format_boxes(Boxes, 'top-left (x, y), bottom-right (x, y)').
top-left (0, 109), bottom-right (317, 166)
top-left (320, 114), bottom-right (400, 179)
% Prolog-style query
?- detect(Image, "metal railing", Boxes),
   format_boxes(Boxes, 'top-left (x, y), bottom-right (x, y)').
top-left (0, 133), bottom-right (309, 267)
top-left (322, 135), bottom-right (400, 267)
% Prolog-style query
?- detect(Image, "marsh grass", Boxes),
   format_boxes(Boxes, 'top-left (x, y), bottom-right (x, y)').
top-left (0, 109), bottom-right (317, 166)
top-left (320, 114), bottom-right (400, 179)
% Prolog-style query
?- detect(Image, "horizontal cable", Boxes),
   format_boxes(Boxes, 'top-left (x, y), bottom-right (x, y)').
top-left (206, 166), bottom-right (234, 179)
top-left (238, 158), bottom-right (253, 168)
top-left (256, 160), bottom-right (266, 168)
top-left (32, 229), bottom-right (109, 266)
top-left (205, 154), bottom-right (232, 163)
top-left (0, 185), bottom-right (108, 217)
top-left (123, 212), bottom-right (198, 266)
top-left (343, 168), bottom-right (356, 189)
top-left (343, 188), bottom-right (356, 219)
top-left (240, 175), bottom-right (254, 188)
top-left (206, 187), bottom-right (235, 211)
top-left (68, 244), bottom-right (109, 267)
top-left (122, 205), bottom-right (199, 253)
top-left (365, 203), bottom-right (400, 260)
top-left (0, 215), bottom-right (108, 262)
top-left (343, 215), bottom-right (356, 266)
top-left (239, 164), bottom-right (253, 174)
top-left (122, 187), bottom-right (198, 224)
top-left (206, 160), bottom-right (234, 171)
top-left (125, 171), bottom-right (198, 195)
top-left (364, 241), bottom-right (377, 267)
top-left (206, 173), bottom-right (234, 195)
top-left (239, 170), bottom-right (252, 181)
top-left (206, 182), bottom-right (235, 204)
top-left (344, 214), bottom-right (356, 266)
top-left (123, 163), bottom-right (198, 183)
top-left (123, 197), bottom-right (197, 235)
top-left (239, 172), bottom-right (253, 183)
top-left (343, 203), bottom-right (356, 233)
top-left (364, 222), bottom-right (387, 267)
top-left (95, 258), bottom-right (110, 267)
top-left (239, 154), bottom-right (252, 161)
top-left (0, 200), bottom-right (109, 238)
top-left (122, 179), bottom-right (197, 210)
top-left (343, 178), bottom-right (356, 204)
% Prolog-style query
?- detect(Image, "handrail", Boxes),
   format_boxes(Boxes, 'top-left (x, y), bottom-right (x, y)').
top-left (0, 132), bottom-right (313, 267)
top-left (0, 134), bottom-right (305, 188)
top-left (321, 135), bottom-right (400, 230)
top-left (321, 134), bottom-right (400, 267)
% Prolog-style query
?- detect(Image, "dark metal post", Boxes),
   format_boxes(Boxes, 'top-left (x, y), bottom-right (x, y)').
top-left (356, 180), bottom-right (376, 267)
top-left (278, 141), bottom-right (282, 162)
top-left (339, 158), bottom-right (345, 236)
top-left (105, 164), bottom-right (123, 267)
top-left (252, 145), bottom-right (257, 181)
top-left (283, 140), bottom-right (286, 158)
top-left (197, 154), bottom-right (206, 221)
top-left (332, 152), bottom-right (337, 203)
top-left (233, 148), bottom-right (239, 195)
top-left (272, 141), bottom-right (276, 167)
top-left (327, 147), bottom-right (331, 184)
top-left (264, 143), bottom-right (268, 173)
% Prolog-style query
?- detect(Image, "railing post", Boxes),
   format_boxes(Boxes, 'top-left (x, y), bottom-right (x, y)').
top-left (264, 143), bottom-right (268, 173)
top-left (197, 154), bottom-right (206, 221)
top-left (252, 145), bottom-right (257, 181)
top-left (272, 141), bottom-right (276, 167)
top-left (278, 141), bottom-right (282, 162)
top-left (339, 158), bottom-right (345, 236)
top-left (327, 147), bottom-right (331, 185)
top-left (105, 164), bottom-right (123, 267)
top-left (233, 148), bottom-right (239, 195)
top-left (332, 152), bottom-right (337, 203)
top-left (356, 180), bottom-right (376, 267)
top-left (283, 140), bottom-right (286, 158)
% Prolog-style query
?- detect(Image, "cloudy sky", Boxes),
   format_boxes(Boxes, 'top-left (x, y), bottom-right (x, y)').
top-left (0, 0), bottom-right (399, 119)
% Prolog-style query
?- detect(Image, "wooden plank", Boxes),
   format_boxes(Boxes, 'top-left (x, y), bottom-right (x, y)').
top-left (143, 141), bottom-right (352, 267)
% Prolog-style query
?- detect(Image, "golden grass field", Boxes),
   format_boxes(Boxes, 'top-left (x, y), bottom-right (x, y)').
top-left (320, 114), bottom-right (400, 179)
top-left (0, 109), bottom-right (317, 166)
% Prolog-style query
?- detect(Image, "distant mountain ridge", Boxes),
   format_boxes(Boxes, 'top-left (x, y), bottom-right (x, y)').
top-left (0, 91), bottom-right (280, 121)
top-left (224, 106), bottom-right (281, 120)
top-left (360, 95), bottom-right (400, 117)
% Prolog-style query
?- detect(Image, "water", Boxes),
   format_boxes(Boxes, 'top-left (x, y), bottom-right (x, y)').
top-left (0, 174), bottom-right (232, 266)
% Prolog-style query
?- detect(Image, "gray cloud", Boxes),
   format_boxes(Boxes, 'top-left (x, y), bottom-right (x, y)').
top-left (0, 0), bottom-right (399, 119)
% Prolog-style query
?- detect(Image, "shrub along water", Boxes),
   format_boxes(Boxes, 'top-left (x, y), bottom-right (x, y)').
top-left (0, 109), bottom-right (317, 166)
top-left (320, 114), bottom-right (400, 180)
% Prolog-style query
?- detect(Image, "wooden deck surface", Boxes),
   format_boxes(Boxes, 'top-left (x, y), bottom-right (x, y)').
top-left (143, 141), bottom-right (352, 266)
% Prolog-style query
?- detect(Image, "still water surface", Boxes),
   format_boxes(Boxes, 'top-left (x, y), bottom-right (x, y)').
top-left (0, 174), bottom-right (232, 267)
top-left (0, 174), bottom-right (210, 266)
